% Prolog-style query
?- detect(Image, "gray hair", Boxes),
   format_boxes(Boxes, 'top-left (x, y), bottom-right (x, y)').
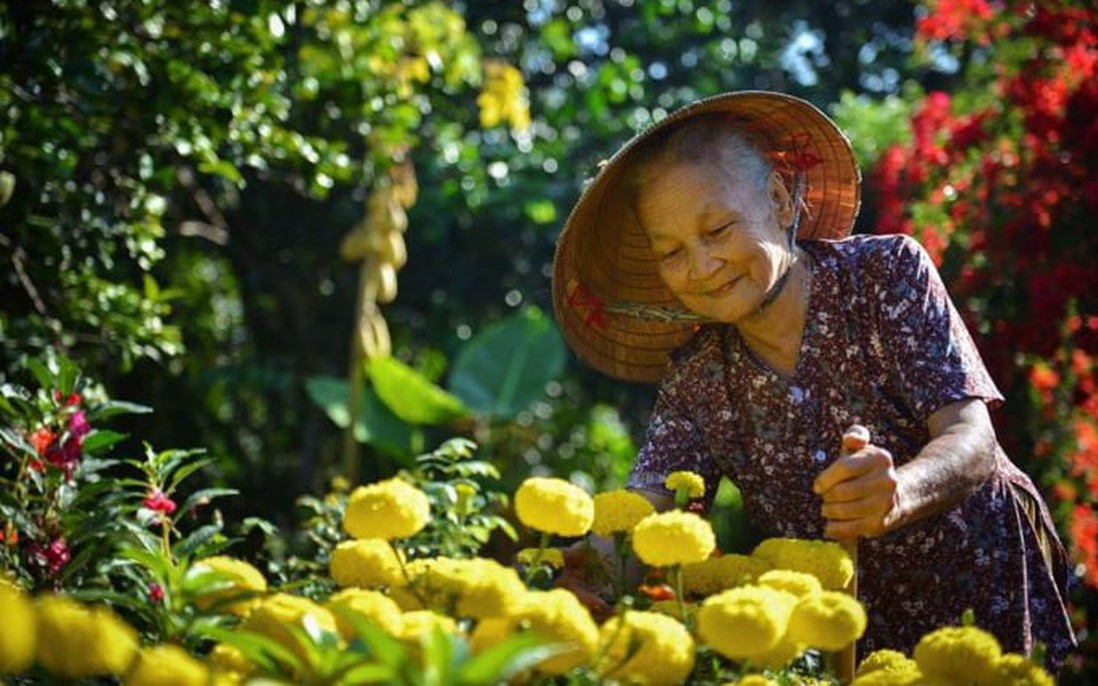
top-left (623, 114), bottom-right (775, 201)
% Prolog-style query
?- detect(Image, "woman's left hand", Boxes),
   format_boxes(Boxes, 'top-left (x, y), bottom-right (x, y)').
top-left (813, 425), bottom-right (904, 539)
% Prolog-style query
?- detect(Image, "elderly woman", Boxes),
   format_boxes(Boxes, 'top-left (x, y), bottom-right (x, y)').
top-left (552, 92), bottom-right (1076, 669)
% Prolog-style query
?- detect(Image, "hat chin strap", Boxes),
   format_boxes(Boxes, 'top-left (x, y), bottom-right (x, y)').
top-left (755, 171), bottom-right (807, 315)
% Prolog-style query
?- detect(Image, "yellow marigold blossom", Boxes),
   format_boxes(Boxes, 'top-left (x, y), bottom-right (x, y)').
top-left (993, 653), bottom-right (1054, 686)
top-left (469, 617), bottom-right (515, 654)
top-left (124, 645), bottom-right (207, 686)
top-left (516, 547), bottom-right (565, 569)
top-left (477, 60), bottom-right (531, 130)
top-left (758, 569), bottom-right (823, 599)
top-left (397, 610), bottom-right (458, 643)
top-left (787, 590), bottom-right (867, 650)
top-left (35, 595), bottom-right (139, 678)
top-left (597, 611), bottom-right (695, 686)
top-left (325, 588), bottom-right (403, 638)
top-left (856, 649), bottom-right (921, 679)
top-left (665, 470), bottom-right (706, 498)
top-left (0, 581), bottom-right (35, 674)
top-left (190, 555), bottom-right (268, 616)
top-left (696, 586), bottom-right (798, 661)
top-left (751, 538), bottom-right (854, 590)
top-left (682, 554), bottom-right (770, 596)
top-left (750, 633), bottom-right (805, 670)
top-left (240, 593), bottom-right (337, 664)
top-left (512, 588), bottom-right (599, 675)
top-left (387, 584), bottom-right (425, 611)
top-left (514, 477), bottom-right (594, 537)
top-left (851, 671), bottom-right (923, 686)
top-left (591, 490), bottom-right (655, 537)
top-left (343, 478), bottom-right (431, 541)
top-left (329, 538), bottom-right (406, 589)
top-left (403, 557), bottom-right (526, 619)
top-left (913, 625), bottom-right (1002, 686)
top-left (205, 643), bottom-right (255, 681)
top-left (632, 511), bottom-right (715, 567)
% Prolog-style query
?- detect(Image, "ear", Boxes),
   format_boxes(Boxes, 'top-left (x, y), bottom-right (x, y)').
top-left (767, 172), bottom-right (794, 229)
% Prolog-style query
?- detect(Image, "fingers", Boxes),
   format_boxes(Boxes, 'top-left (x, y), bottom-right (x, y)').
top-left (842, 424), bottom-right (870, 453)
top-left (813, 444), bottom-right (893, 496)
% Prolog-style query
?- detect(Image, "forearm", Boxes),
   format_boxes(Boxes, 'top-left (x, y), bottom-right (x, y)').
top-left (892, 402), bottom-right (998, 531)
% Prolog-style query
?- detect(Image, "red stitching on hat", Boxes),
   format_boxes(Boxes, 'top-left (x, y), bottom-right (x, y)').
top-left (770, 132), bottom-right (822, 175)
top-left (566, 280), bottom-right (609, 330)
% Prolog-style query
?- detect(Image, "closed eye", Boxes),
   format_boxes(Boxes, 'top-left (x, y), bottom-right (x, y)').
top-left (706, 221), bottom-right (735, 238)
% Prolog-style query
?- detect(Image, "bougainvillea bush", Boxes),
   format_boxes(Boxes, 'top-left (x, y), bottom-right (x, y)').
top-left (0, 358), bottom-right (1061, 684)
top-left (859, 0), bottom-right (1096, 676)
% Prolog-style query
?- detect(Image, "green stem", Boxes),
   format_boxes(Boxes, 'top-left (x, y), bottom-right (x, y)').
top-left (613, 533), bottom-right (627, 600)
top-left (523, 531), bottom-right (551, 585)
top-left (672, 565), bottom-right (688, 627)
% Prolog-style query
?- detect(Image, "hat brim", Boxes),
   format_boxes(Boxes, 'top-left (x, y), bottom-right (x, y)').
top-left (552, 91), bottom-right (861, 383)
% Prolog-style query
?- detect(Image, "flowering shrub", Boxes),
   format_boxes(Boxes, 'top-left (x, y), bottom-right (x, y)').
top-left (868, 1), bottom-right (1098, 601)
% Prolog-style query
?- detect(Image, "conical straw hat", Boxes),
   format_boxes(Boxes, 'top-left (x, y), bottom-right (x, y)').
top-left (552, 91), bottom-right (861, 383)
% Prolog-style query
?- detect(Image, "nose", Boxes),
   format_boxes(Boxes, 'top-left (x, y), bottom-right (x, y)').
top-left (688, 245), bottom-right (721, 280)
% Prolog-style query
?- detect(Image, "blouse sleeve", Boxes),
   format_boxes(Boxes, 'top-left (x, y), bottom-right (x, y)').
top-left (875, 235), bottom-right (1004, 421)
top-left (626, 365), bottom-right (723, 508)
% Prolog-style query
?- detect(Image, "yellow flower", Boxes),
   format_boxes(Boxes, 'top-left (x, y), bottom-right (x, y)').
top-left (515, 547), bottom-right (565, 569)
top-left (913, 625), bottom-right (1002, 686)
top-left (240, 593), bottom-right (337, 665)
top-left (343, 478), bottom-right (431, 540)
top-left (397, 610), bottom-right (458, 643)
top-left (205, 643), bottom-right (255, 682)
top-left (477, 60), bottom-right (530, 130)
top-left (856, 649), bottom-right (920, 679)
top-left (325, 588), bottom-right (403, 638)
top-left (387, 584), bottom-right (425, 611)
top-left (124, 645), bottom-right (207, 686)
top-left (993, 653), bottom-right (1054, 686)
top-left (514, 477), bottom-right (594, 537)
top-left (0, 581), bottom-right (35, 674)
top-left (665, 470), bottom-right (706, 498)
top-left (329, 538), bottom-right (406, 588)
top-left (597, 611), bottom-right (695, 686)
top-left (189, 556), bottom-right (268, 615)
top-left (512, 589), bottom-right (599, 675)
top-left (469, 617), bottom-right (515, 654)
top-left (751, 633), bottom-right (805, 670)
top-left (403, 557), bottom-right (527, 619)
top-left (851, 671), bottom-right (923, 686)
top-left (682, 554), bottom-right (770, 596)
top-left (786, 590), bottom-right (867, 651)
top-left (591, 490), bottom-right (655, 537)
top-left (696, 585), bottom-right (798, 661)
top-left (751, 538), bottom-right (854, 590)
top-left (758, 569), bottom-right (822, 599)
top-left (35, 595), bottom-right (139, 678)
top-left (632, 511), bottom-right (715, 567)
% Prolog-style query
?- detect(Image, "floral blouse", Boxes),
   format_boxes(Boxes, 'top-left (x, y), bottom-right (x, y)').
top-left (627, 234), bottom-right (1077, 669)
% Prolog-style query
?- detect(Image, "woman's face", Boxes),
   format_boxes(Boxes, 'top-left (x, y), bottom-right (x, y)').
top-left (634, 162), bottom-right (794, 324)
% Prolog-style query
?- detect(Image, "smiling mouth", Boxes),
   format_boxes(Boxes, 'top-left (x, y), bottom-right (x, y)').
top-left (705, 278), bottom-right (739, 296)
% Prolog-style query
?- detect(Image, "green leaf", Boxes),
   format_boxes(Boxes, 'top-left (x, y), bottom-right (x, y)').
top-left (458, 633), bottom-right (564, 685)
top-left (304, 375), bottom-right (414, 458)
top-left (366, 356), bottom-right (469, 425)
top-left (175, 488), bottom-right (240, 520)
top-left (80, 429), bottom-right (127, 455)
top-left (88, 400), bottom-right (153, 421)
top-left (449, 307), bottom-right (566, 418)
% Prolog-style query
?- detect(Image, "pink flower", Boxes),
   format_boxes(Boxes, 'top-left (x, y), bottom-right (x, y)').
top-left (68, 411), bottom-right (91, 440)
top-left (148, 582), bottom-right (165, 604)
top-left (143, 490), bottom-right (178, 516)
top-left (27, 537), bottom-right (71, 577)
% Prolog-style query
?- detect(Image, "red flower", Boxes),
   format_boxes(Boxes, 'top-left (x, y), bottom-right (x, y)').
top-left (43, 437), bottom-right (82, 480)
top-left (29, 427), bottom-right (56, 457)
top-left (143, 490), bottom-right (178, 516)
top-left (26, 537), bottom-right (71, 577)
top-left (1069, 505), bottom-right (1098, 587)
top-left (52, 391), bottom-right (82, 407)
top-left (148, 582), bottom-right (165, 604)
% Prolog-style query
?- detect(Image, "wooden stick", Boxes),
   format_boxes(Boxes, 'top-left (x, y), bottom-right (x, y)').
top-left (836, 425), bottom-right (869, 684)
top-left (837, 537), bottom-right (858, 684)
